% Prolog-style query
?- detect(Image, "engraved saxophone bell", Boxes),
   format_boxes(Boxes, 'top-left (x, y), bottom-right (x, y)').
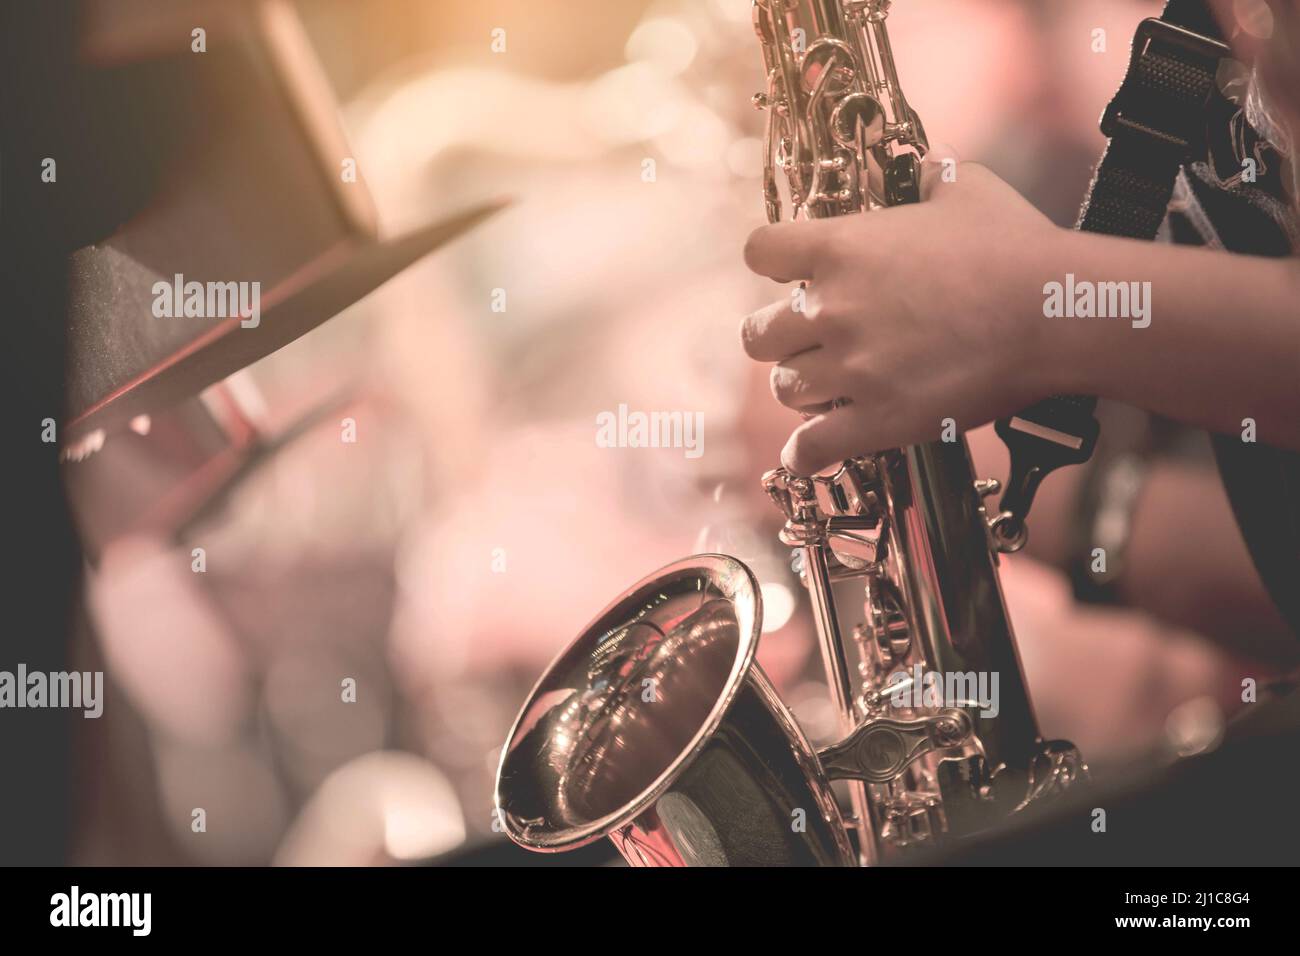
top-left (495, 556), bottom-right (855, 866)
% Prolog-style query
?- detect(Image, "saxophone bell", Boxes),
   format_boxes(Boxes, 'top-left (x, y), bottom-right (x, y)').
top-left (494, 556), bottom-right (855, 867)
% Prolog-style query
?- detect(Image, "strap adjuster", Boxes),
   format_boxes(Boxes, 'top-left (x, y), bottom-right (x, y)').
top-left (991, 403), bottom-right (1100, 552)
top-left (1100, 17), bottom-right (1231, 145)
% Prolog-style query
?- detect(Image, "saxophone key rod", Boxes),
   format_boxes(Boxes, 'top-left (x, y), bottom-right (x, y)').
top-left (799, 535), bottom-right (878, 865)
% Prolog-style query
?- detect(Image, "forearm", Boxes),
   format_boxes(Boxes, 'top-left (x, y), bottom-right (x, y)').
top-left (1044, 231), bottom-right (1300, 450)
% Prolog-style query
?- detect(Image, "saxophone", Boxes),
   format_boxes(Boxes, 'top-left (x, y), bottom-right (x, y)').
top-left (494, 0), bottom-right (1084, 866)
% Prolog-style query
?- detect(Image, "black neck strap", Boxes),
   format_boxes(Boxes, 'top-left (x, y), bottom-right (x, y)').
top-left (990, 0), bottom-right (1230, 551)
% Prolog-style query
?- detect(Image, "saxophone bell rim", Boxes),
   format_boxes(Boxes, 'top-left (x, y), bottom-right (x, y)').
top-left (493, 554), bottom-right (764, 852)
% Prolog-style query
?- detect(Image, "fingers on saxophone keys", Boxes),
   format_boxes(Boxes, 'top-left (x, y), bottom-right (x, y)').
top-left (770, 351), bottom-right (837, 410)
top-left (781, 409), bottom-right (868, 477)
top-left (740, 296), bottom-right (822, 362)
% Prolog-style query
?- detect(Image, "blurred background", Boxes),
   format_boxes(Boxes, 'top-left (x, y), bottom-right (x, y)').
top-left (15, 0), bottom-right (1290, 865)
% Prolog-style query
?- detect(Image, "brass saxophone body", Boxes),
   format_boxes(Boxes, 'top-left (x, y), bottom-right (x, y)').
top-left (494, 0), bottom-right (1084, 866)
